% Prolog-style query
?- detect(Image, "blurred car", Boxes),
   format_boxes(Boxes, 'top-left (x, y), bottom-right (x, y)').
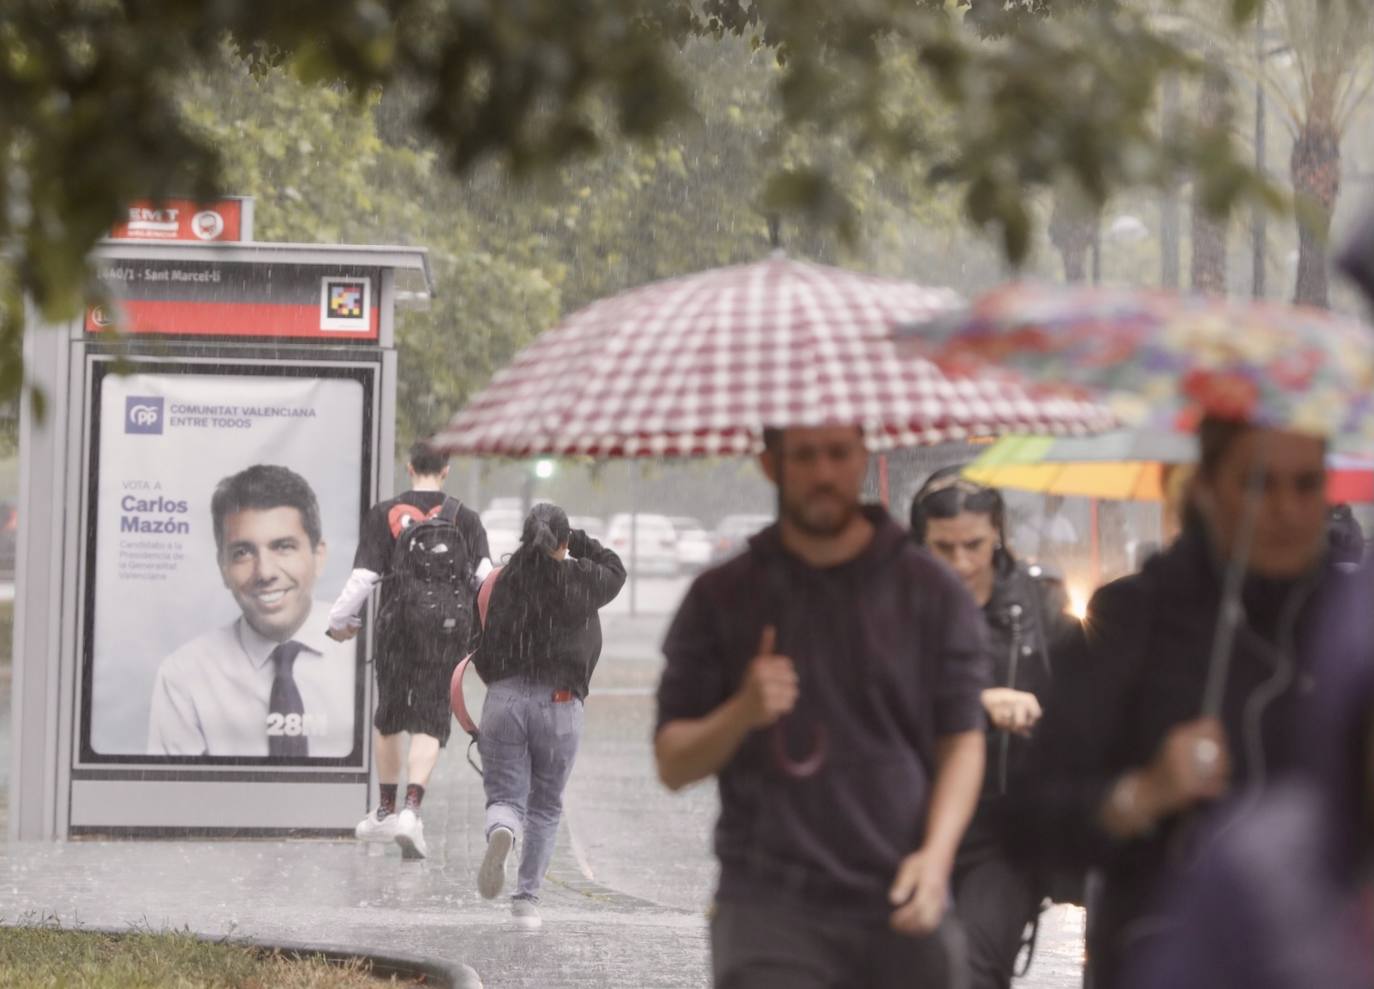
top-left (669, 516), bottom-right (712, 572)
top-left (711, 513), bottom-right (774, 563)
top-left (606, 513), bottom-right (679, 576)
top-left (568, 515), bottom-right (607, 544)
top-left (480, 507), bottom-right (524, 563)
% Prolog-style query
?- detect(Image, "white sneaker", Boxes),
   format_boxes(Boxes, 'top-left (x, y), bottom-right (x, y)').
top-left (478, 825), bottom-right (514, 899)
top-left (394, 808), bottom-right (428, 860)
top-left (511, 898), bottom-right (542, 930)
top-left (355, 811), bottom-right (399, 842)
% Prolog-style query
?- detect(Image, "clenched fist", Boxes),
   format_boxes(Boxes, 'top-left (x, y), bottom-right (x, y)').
top-left (736, 626), bottom-right (799, 729)
top-left (1143, 716), bottom-right (1231, 817)
top-left (981, 688), bottom-right (1042, 737)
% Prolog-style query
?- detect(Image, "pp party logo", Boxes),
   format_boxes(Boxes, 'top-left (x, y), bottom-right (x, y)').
top-left (125, 396), bottom-right (164, 435)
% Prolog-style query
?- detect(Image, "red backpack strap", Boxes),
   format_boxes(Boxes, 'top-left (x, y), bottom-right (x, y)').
top-left (451, 657), bottom-right (478, 736)
top-left (477, 566), bottom-right (502, 627)
top-left (451, 566), bottom-right (503, 739)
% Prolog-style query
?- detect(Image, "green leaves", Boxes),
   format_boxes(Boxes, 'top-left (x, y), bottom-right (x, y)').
top-left (1231, 0), bottom-right (1263, 25)
top-left (761, 168), bottom-right (858, 244)
top-left (0, 0), bottom-right (1319, 415)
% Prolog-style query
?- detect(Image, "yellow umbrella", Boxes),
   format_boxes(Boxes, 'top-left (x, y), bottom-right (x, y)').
top-left (961, 432), bottom-right (1196, 592)
top-left (964, 460), bottom-right (1168, 500)
top-left (961, 432), bottom-right (1189, 501)
top-left (964, 432), bottom-right (1374, 503)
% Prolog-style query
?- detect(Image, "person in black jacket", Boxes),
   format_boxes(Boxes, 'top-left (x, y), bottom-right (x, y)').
top-left (1013, 417), bottom-right (1348, 988)
top-left (1124, 569), bottom-right (1374, 989)
top-left (472, 502), bottom-right (626, 929)
top-left (910, 468), bottom-right (1078, 989)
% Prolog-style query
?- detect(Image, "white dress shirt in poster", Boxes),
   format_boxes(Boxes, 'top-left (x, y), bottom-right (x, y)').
top-left (147, 602), bottom-right (357, 757)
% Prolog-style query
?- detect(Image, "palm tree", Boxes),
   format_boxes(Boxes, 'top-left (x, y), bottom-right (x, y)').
top-left (1049, 187), bottom-right (1096, 282)
top-left (1191, 61), bottom-right (1231, 294)
top-left (1267, 0), bottom-right (1374, 306)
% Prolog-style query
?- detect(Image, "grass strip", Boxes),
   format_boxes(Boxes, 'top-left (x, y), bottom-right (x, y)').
top-left (0, 928), bottom-right (425, 988)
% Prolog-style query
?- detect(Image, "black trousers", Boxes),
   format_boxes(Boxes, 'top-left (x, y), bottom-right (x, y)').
top-left (951, 829), bottom-right (1041, 989)
top-left (710, 897), bottom-right (968, 989)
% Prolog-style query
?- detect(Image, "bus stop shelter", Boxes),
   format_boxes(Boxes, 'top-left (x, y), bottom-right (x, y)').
top-left (12, 214), bottom-right (431, 839)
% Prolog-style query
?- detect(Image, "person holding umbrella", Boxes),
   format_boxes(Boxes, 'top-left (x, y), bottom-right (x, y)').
top-left (655, 425), bottom-right (991, 989)
top-left (895, 282), bottom-right (1374, 988)
top-left (1123, 586), bottom-right (1374, 989)
top-left (910, 467), bottom-right (1079, 989)
top-left (428, 255), bottom-right (1113, 968)
top-left (1010, 416), bottom-right (1349, 987)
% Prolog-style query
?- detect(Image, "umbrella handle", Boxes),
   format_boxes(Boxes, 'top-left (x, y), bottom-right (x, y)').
top-left (771, 718), bottom-right (829, 778)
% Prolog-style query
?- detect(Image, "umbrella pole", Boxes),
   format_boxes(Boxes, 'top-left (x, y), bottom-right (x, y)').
top-left (630, 461), bottom-right (640, 618)
top-left (1201, 459), bottom-right (1264, 718)
top-left (878, 454), bottom-right (891, 508)
top-left (1090, 498), bottom-right (1102, 586)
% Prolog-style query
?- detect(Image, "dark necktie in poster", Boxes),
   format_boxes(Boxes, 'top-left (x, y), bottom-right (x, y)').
top-left (83, 364), bottom-right (370, 764)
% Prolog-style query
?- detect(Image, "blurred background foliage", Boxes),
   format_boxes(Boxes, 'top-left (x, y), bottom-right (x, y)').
top-left (2, 0), bottom-right (1373, 439)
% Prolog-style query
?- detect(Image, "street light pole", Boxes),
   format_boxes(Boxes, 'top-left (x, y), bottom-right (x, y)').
top-left (520, 469), bottom-right (534, 520)
top-left (1159, 73), bottom-right (1182, 289)
top-left (521, 458), bottom-right (555, 518)
top-left (629, 462), bottom-right (640, 617)
top-left (1253, 2), bottom-right (1268, 298)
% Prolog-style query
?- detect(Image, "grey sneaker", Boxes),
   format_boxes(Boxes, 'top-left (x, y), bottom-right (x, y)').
top-left (478, 825), bottom-right (514, 899)
top-left (511, 898), bottom-right (542, 930)
top-left (394, 808), bottom-right (428, 860)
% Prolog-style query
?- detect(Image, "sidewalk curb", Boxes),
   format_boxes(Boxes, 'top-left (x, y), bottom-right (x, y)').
top-left (0, 925), bottom-right (484, 988)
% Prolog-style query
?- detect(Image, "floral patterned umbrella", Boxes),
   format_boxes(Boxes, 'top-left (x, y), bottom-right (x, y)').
top-left (896, 282), bottom-right (1374, 441)
top-left (897, 282), bottom-right (1374, 719)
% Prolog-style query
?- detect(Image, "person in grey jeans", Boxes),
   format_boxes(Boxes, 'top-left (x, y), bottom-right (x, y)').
top-left (471, 503), bottom-right (626, 929)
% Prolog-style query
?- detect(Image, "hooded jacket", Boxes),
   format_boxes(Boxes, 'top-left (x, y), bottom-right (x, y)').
top-left (1011, 516), bottom-right (1350, 987)
top-left (657, 506), bottom-right (990, 918)
top-left (475, 530), bottom-right (626, 699)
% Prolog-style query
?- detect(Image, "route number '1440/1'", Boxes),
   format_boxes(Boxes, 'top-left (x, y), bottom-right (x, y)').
top-left (265, 713), bottom-right (328, 738)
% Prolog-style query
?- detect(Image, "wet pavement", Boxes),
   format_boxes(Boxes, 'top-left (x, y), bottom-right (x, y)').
top-left (0, 602), bottom-right (1086, 987)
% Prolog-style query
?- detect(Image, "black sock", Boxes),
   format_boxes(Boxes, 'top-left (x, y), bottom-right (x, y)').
top-left (378, 784), bottom-right (398, 818)
top-left (405, 783), bottom-right (425, 811)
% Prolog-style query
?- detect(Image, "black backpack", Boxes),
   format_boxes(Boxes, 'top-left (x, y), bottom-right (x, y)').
top-left (376, 497), bottom-right (475, 665)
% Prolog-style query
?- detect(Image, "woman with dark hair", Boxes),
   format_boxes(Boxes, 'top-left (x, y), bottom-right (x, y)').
top-left (910, 467), bottom-right (1078, 989)
top-left (1014, 417), bottom-right (1351, 988)
top-left (1125, 590), bottom-right (1374, 989)
top-left (471, 503), bottom-right (626, 929)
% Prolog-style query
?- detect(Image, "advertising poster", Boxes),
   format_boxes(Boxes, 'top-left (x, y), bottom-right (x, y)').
top-left (82, 364), bottom-right (371, 764)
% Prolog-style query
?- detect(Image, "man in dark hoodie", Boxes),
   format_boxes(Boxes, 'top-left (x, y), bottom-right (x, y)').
top-left (655, 425), bottom-right (990, 989)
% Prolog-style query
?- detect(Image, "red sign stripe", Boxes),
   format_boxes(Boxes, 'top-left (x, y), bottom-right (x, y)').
top-left (86, 299), bottom-right (378, 340)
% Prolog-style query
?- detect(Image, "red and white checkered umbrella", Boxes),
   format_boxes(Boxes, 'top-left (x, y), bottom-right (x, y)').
top-left (432, 256), bottom-right (1112, 457)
